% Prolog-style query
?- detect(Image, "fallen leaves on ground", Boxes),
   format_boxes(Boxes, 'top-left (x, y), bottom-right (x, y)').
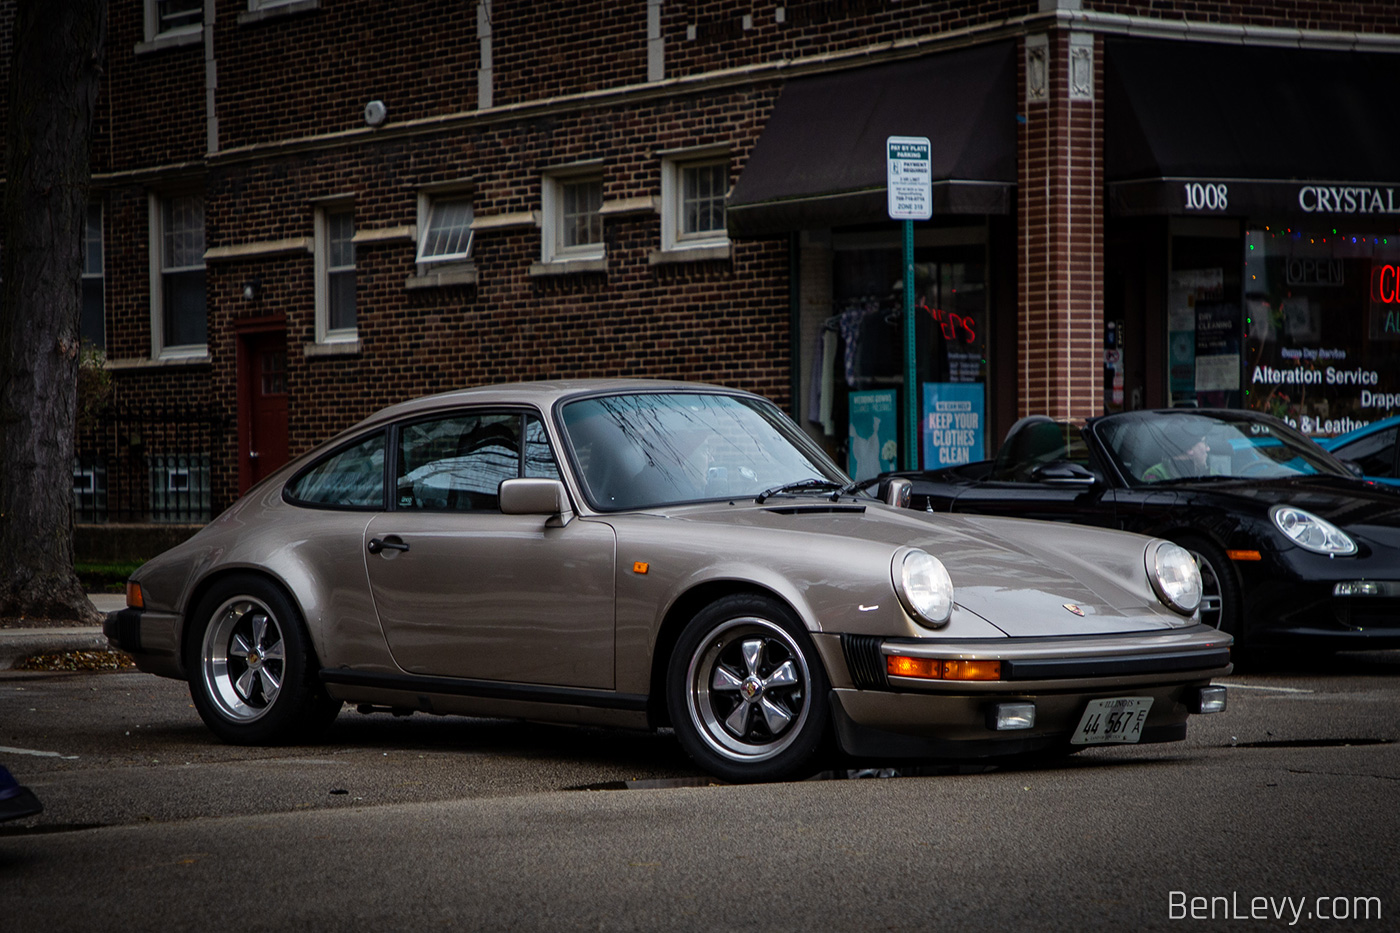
top-left (16, 650), bottom-right (137, 672)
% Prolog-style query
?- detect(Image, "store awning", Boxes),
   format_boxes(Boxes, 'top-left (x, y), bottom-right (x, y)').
top-left (726, 42), bottom-right (1016, 237)
top-left (1105, 38), bottom-right (1400, 218)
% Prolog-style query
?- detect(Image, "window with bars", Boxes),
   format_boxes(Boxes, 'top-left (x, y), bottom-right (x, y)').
top-left (543, 172), bottom-right (605, 263)
top-left (417, 197), bottom-right (475, 264)
top-left (680, 162), bottom-right (727, 239)
top-left (661, 153), bottom-right (730, 253)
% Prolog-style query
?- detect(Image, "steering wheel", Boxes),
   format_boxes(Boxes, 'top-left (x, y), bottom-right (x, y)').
top-left (1238, 460), bottom-right (1274, 477)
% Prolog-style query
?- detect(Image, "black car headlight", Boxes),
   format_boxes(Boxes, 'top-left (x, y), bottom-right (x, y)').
top-left (1270, 505), bottom-right (1358, 556)
top-left (892, 547), bottom-right (954, 628)
top-left (1147, 541), bottom-right (1202, 616)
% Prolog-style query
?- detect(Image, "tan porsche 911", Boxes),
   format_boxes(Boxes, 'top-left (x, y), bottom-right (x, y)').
top-left (106, 380), bottom-right (1231, 782)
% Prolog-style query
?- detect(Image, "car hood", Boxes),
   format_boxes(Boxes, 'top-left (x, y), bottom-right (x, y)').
top-left (1177, 476), bottom-right (1400, 545)
top-left (666, 500), bottom-right (1188, 637)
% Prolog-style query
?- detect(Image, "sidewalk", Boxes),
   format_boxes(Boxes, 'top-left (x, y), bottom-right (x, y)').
top-left (0, 594), bottom-right (126, 671)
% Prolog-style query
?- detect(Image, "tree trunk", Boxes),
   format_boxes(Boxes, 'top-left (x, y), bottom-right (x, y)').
top-left (0, 0), bottom-right (108, 624)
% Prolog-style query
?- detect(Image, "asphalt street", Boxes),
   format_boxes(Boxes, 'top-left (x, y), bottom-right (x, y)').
top-left (2, 651), bottom-right (1398, 932)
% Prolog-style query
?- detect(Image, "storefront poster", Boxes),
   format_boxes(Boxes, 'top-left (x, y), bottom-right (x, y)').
top-left (847, 390), bottom-right (897, 481)
top-left (922, 383), bottom-right (985, 468)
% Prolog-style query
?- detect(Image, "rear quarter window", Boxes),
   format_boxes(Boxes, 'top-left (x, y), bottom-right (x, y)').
top-left (284, 432), bottom-right (387, 509)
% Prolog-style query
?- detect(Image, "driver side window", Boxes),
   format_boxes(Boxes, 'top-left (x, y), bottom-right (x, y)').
top-left (395, 412), bottom-right (559, 511)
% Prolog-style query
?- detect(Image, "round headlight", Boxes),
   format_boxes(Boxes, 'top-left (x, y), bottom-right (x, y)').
top-left (893, 548), bottom-right (954, 628)
top-left (1148, 541), bottom-right (1203, 616)
top-left (1270, 505), bottom-right (1357, 556)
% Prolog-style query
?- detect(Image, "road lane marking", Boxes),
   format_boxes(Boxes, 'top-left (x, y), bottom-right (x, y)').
top-left (0, 744), bottom-right (79, 759)
top-left (1216, 682), bottom-right (1315, 694)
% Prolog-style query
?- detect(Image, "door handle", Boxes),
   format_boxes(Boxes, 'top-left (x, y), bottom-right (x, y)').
top-left (367, 537), bottom-right (410, 555)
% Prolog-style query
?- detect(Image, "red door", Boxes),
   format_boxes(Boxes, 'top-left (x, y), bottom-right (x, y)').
top-left (239, 331), bottom-right (289, 492)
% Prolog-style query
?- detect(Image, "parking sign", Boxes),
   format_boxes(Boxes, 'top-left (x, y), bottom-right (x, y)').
top-left (886, 136), bottom-right (932, 220)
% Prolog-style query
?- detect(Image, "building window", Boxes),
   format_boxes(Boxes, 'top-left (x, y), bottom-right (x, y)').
top-left (81, 202), bottom-right (105, 351)
top-left (151, 193), bottom-right (207, 357)
top-left (416, 196), bottom-right (474, 265)
top-left (660, 153), bottom-right (730, 253)
top-left (316, 206), bottom-right (356, 341)
top-left (145, 0), bottom-right (202, 41)
top-left (542, 172), bottom-right (604, 263)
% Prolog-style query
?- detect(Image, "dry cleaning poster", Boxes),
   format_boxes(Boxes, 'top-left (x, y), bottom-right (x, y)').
top-left (922, 382), bottom-right (985, 467)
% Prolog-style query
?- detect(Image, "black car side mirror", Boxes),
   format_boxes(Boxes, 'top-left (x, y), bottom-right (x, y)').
top-left (1030, 461), bottom-right (1100, 487)
top-left (1338, 459), bottom-right (1365, 479)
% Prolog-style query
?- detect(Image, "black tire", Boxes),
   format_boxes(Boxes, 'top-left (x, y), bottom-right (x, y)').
top-left (1175, 536), bottom-right (1243, 641)
top-left (666, 594), bottom-right (830, 783)
top-left (185, 574), bottom-right (341, 745)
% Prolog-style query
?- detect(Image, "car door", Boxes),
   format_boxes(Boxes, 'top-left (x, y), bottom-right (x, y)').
top-left (363, 409), bottom-right (616, 688)
top-left (947, 420), bottom-right (1119, 528)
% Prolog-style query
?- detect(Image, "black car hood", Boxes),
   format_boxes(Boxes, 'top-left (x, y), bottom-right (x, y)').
top-left (1177, 475), bottom-right (1400, 538)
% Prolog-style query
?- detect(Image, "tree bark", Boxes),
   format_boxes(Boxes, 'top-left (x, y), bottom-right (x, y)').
top-left (0, 0), bottom-right (108, 624)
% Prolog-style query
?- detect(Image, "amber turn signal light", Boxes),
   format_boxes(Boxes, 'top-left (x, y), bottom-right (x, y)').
top-left (886, 655), bottom-right (1001, 681)
top-left (126, 581), bottom-right (144, 610)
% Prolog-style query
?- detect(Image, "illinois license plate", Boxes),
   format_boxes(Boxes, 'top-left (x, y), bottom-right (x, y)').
top-left (1070, 697), bottom-right (1153, 745)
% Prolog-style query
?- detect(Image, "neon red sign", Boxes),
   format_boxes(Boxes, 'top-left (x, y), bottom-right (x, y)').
top-left (917, 298), bottom-right (977, 344)
top-left (1371, 264), bottom-right (1400, 304)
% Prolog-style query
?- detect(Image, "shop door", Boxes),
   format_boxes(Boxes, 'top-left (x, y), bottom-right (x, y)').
top-left (240, 331), bottom-right (289, 492)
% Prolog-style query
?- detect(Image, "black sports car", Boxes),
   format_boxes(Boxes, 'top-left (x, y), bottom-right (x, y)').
top-left (871, 408), bottom-right (1400, 651)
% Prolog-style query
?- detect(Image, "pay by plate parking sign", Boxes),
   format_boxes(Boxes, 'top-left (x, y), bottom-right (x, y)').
top-left (887, 135), bottom-right (932, 220)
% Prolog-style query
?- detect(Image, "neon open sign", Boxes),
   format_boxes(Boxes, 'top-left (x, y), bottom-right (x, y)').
top-left (1372, 264), bottom-right (1400, 304)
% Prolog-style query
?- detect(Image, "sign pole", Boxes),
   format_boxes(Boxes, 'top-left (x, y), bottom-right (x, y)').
top-left (902, 218), bottom-right (917, 471)
top-left (886, 135), bottom-right (931, 473)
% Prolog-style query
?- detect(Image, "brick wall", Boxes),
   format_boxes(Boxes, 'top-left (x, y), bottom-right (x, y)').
top-left (1018, 29), bottom-right (1103, 421)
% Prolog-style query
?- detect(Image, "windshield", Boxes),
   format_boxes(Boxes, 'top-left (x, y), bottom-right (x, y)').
top-left (560, 392), bottom-right (847, 510)
top-left (1095, 411), bottom-right (1352, 486)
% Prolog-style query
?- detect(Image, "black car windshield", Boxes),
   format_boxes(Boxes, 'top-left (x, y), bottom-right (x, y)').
top-left (560, 392), bottom-right (847, 510)
top-left (1095, 411), bottom-right (1352, 486)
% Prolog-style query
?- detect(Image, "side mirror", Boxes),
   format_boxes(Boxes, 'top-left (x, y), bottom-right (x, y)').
top-left (884, 477), bottom-right (912, 508)
top-left (1339, 459), bottom-right (1365, 478)
top-left (1029, 461), bottom-right (1099, 487)
top-left (499, 478), bottom-right (574, 526)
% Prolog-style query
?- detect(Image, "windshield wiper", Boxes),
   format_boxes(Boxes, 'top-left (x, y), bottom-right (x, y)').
top-left (755, 478), bottom-right (842, 503)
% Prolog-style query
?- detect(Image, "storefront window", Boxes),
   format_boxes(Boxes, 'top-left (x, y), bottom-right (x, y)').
top-left (1243, 225), bottom-right (1400, 435)
top-left (1167, 228), bottom-right (1244, 410)
top-left (809, 242), bottom-right (988, 480)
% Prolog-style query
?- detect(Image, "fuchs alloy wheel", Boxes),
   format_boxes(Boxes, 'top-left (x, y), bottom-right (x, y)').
top-left (667, 595), bottom-right (830, 782)
top-left (186, 575), bottom-right (340, 745)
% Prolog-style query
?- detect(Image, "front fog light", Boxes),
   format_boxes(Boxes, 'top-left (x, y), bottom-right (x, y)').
top-left (988, 702), bottom-right (1036, 731)
top-left (1189, 685), bottom-right (1227, 714)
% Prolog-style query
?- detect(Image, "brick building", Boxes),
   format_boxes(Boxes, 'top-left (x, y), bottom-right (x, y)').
top-left (4, 1), bottom-right (1400, 543)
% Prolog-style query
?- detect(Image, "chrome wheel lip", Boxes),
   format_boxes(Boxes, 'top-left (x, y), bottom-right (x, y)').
top-left (1189, 550), bottom-right (1225, 629)
top-left (201, 596), bottom-right (286, 723)
top-left (684, 616), bottom-right (812, 763)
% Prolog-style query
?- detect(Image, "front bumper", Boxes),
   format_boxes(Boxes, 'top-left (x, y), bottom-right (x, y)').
top-left (814, 624), bottom-right (1232, 759)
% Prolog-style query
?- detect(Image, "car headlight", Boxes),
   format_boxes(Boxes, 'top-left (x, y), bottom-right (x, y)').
top-left (1147, 541), bottom-right (1202, 616)
top-left (892, 547), bottom-right (954, 628)
top-left (1270, 505), bottom-right (1358, 556)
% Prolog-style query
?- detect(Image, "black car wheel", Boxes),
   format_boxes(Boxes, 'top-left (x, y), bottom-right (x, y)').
top-left (186, 575), bottom-right (341, 745)
top-left (1176, 537), bottom-right (1242, 640)
top-left (667, 594), bottom-right (830, 783)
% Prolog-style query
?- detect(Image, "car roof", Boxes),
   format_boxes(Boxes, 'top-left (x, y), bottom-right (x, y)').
top-left (352, 378), bottom-right (748, 430)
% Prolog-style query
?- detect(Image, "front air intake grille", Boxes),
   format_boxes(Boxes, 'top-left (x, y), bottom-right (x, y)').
top-left (841, 634), bottom-right (887, 689)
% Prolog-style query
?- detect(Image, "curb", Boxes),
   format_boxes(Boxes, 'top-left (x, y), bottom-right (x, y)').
top-left (0, 595), bottom-right (127, 671)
